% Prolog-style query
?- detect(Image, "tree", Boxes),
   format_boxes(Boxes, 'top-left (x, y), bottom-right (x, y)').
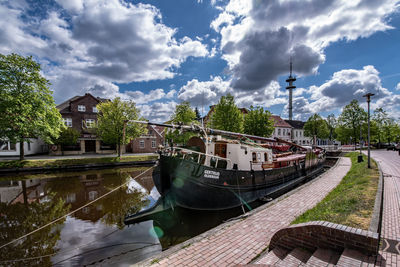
top-left (194, 107), bottom-right (202, 121)
top-left (166, 102), bottom-right (197, 145)
top-left (96, 97), bottom-right (146, 157)
top-left (243, 106), bottom-right (274, 137)
top-left (337, 100), bottom-right (367, 144)
top-left (54, 128), bottom-right (80, 146)
top-left (0, 53), bottom-right (64, 160)
top-left (382, 118), bottom-right (398, 144)
top-left (372, 108), bottom-right (388, 146)
top-left (210, 94), bottom-right (243, 132)
top-left (326, 114), bottom-right (337, 142)
top-left (304, 114), bottom-right (329, 145)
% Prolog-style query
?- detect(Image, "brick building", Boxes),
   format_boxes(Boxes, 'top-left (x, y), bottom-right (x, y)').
top-left (130, 124), bottom-right (165, 153)
top-left (55, 93), bottom-right (117, 154)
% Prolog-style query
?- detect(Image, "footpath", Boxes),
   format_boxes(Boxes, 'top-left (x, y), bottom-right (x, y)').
top-left (367, 150), bottom-right (400, 266)
top-left (138, 157), bottom-right (351, 266)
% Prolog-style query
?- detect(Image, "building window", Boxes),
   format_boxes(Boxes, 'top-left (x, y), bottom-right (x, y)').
top-left (63, 118), bottom-right (72, 127)
top-left (139, 140), bottom-right (145, 148)
top-left (78, 105), bottom-right (86, 112)
top-left (296, 131), bottom-right (298, 137)
top-left (85, 119), bottom-right (96, 128)
top-left (88, 191), bottom-right (98, 201)
top-left (283, 129), bottom-right (286, 135)
top-left (151, 140), bottom-right (156, 148)
top-left (0, 140), bottom-right (16, 151)
top-left (66, 193), bottom-right (76, 203)
top-left (27, 142), bottom-right (31, 151)
top-left (278, 129), bottom-right (281, 135)
top-left (93, 106), bottom-right (98, 113)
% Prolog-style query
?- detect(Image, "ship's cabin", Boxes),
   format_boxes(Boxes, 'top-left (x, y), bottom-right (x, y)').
top-left (164, 135), bottom-right (308, 171)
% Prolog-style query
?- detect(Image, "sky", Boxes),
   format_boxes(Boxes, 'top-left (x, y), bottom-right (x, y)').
top-left (1, 0), bottom-right (400, 122)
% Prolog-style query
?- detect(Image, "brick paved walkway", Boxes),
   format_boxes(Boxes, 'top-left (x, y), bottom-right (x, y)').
top-left (143, 157), bottom-right (351, 267)
top-left (366, 150), bottom-right (400, 266)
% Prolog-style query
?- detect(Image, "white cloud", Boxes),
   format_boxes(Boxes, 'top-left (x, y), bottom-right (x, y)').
top-left (212, 0), bottom-right (400, 91)
top-left (396, 82), bottom-right (400, 90)
top-left (126, 89), bottom-right (176, 104)
top-left (178, 76), bottom-right (232, 107)
top-left (297, 66), bottom-right (400, 117)
top-left (139, 101), bottom-right (177, 123)
top-left (0, 0), bottom-right (209, 103)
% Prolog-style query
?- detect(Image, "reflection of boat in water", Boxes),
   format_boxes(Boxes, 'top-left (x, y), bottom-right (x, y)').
top-left (130, 121), bottom-right (325, 211)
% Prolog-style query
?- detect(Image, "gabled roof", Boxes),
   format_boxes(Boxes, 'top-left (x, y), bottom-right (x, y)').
top-left (271, 115), bottom-right (293, 128)
top-left (56, 93), bottom-right (109, 111)
top-left (285, 120), bottom-right (305, 129)
top-left (56, 95), bottom-right (81, 111)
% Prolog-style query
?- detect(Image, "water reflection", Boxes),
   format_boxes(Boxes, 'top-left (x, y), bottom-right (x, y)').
top-left (0, 167), bottom-right (160, 266)
top-left (0, 167), bottom-right (254, 266)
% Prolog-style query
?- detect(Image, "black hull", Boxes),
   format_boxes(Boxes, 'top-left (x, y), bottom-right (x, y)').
top-left (156, 155), bottom-right (325, 210)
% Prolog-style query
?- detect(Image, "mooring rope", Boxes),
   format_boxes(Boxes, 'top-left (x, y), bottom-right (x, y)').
top-left (0, 166), bottom-right (155, 251)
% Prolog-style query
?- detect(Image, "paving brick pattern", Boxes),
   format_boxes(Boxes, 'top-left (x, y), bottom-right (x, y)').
top-left (367, 150), bottom-right (400, 266)
top-left (146, 157), bottom-right (351, 267)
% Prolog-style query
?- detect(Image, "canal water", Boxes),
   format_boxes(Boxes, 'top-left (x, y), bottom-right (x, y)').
top-left (0, 167), bottom-right (246, 266)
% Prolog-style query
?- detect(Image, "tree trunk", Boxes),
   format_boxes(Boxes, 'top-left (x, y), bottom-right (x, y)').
top-left (19, 140), bottom-right (25, 161)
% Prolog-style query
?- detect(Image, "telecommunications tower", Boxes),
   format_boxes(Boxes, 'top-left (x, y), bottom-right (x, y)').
top-left (286, 59), bottom-right (296, 120)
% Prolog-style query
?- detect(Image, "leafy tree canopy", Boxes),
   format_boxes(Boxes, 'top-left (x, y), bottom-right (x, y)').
top-left (0, 53), bottom-right (64, 160)
top-left (337, 100), bottom-right (367, 144)
top-left (166, 101), bottom-right (197, 145)
top-left (210, 94), bottom-right (243, 133)
top-left (54, 127), bottom-right (80, 146)
top-left (243, 106), bottom-right (274, 137)
top-left (194, 107), bottom-right (202, 121)
top-left (304, 113), bottom-right (329, 144)
top-left (326, 114), bottom-right (337, 141)
top-left (96, 97), bottom-right (146, 156)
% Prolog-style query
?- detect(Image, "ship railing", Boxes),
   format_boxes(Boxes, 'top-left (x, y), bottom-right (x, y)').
top-left (165, 147), bottom-right (232, 169)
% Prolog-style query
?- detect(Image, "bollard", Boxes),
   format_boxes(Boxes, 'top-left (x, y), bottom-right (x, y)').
top-left (358, 155), bottom-right (363, 163)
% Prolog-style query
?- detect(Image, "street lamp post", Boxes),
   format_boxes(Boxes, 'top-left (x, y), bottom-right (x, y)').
top-left (363, 93), bottom-right (375, 168)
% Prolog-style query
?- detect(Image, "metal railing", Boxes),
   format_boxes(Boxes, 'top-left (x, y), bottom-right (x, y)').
top-left (165, 147), bottom-right (232, 169)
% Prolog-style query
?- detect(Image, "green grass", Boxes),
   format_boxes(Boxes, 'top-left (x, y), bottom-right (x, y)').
top-left (0, 155), bottom-right (158, 169)
top-left (292, 152), bottom-right (379, 230)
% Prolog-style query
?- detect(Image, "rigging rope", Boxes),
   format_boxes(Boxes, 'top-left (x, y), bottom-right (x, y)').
top-left (0, 166), bottom-right (155, 251)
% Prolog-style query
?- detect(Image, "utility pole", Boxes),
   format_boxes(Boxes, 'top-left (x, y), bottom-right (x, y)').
top-left (363, 93), bottom-right (375, 168)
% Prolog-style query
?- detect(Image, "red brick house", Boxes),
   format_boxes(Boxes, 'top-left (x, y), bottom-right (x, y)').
top-left (130, 124), bottom-right (165, 153)
top-left (54, 93), bottom-right (116, 154)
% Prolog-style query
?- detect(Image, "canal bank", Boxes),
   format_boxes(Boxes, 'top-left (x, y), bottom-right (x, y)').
top-left (0, 154), bottom-right (158, 176)
top-left (135, 157), bottom-right (351, 266)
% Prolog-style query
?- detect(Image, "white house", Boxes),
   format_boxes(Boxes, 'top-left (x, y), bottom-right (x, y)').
top-left (285, 120), bottom-right (312, 145)
top-left (270, 115), bottom-right (293, 142)
top-left (0, 138), bottom-right (47, 157)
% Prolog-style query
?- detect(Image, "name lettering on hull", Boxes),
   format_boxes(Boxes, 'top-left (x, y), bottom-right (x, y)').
top-left (204, 170), bottom-right (220, 179)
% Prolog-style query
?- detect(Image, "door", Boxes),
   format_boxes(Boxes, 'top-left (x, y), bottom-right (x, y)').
top-left (214, 143), bottom-right (227, 158)
top-left (85, 140), bottom-right (96, 153)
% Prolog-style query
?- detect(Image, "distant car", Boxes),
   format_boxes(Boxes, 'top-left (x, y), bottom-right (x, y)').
top-left (387, 143), bottom-right (400, 151)
top-left (387, 144), bottom-right (396, 150)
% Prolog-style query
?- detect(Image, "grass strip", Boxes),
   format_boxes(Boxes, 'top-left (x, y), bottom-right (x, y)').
top-left (0, 155), bottom-right (158, 169)
top-left (292, 152), bottom-right (379, 230)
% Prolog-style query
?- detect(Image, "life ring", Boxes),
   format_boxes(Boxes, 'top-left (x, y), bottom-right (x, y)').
top-left (51, 145), bottom-right (58, 151)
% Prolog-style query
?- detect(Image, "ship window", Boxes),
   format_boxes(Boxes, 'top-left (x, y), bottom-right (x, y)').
top-left (210, 157), bottom-right (217, 168)
top-left (252, 152), bottom-right (257, 162)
